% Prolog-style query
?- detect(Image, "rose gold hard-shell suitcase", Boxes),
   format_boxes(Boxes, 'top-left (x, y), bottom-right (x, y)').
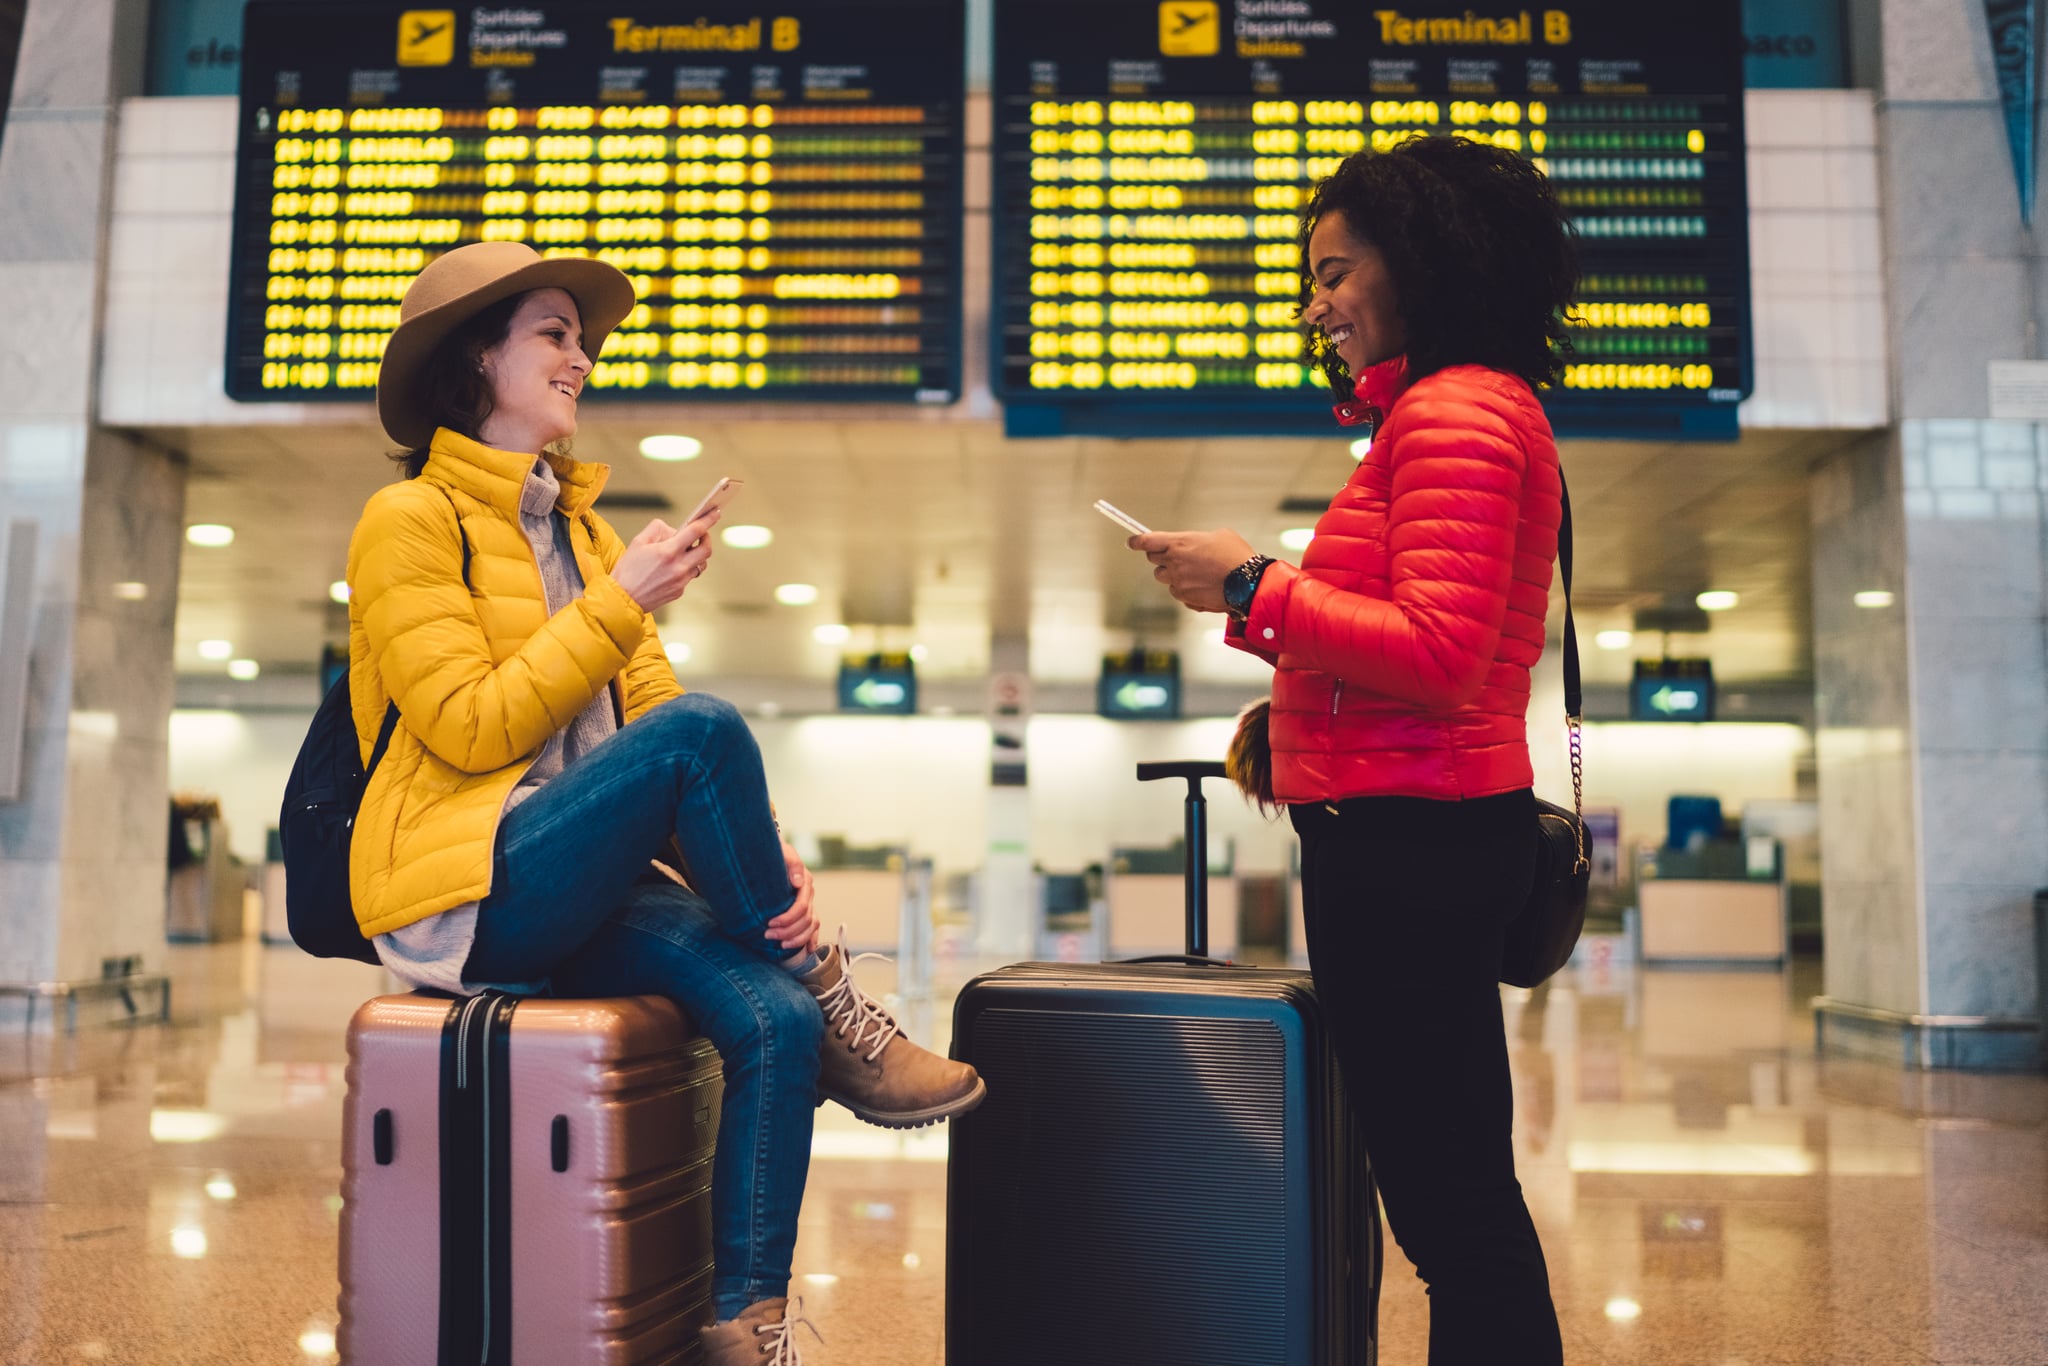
top-left (338, 992), bottom-right (721, 1364)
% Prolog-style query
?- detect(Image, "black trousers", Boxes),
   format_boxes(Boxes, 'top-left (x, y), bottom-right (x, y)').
top-left (1293, 791), bottom-right (1564, 1366)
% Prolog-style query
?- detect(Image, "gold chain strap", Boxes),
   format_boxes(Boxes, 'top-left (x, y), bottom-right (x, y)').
top-left (1568, 712), bottom-right (1589, 873)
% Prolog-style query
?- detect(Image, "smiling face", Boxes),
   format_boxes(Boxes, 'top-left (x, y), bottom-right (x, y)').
top-left (476, 288), bottom-right (591, 453)
top-left (1302, 210), bottom-right (1407, 375)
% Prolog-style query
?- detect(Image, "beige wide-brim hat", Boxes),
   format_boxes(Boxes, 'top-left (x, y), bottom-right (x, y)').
top-left (376, 241), bottom-right (637, 448)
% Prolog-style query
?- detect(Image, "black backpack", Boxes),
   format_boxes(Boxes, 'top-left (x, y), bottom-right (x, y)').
top-left (278, 680), bottom-right (400, 964)
top-left (279, 499), bottom-right (469, 964)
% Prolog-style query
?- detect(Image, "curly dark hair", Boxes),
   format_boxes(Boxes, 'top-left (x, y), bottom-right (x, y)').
top-left (390, 293), bottom-right (525, 479)
top-left (1298, 135), bottom-right (1578, 397)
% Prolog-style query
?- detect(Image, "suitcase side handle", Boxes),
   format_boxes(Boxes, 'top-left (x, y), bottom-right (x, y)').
top-left (1136, 761), bottom-right (1229, 958)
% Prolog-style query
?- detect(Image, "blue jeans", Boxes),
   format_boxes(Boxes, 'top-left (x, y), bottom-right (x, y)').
top-left (464, 694), bottom-right (822, 1320)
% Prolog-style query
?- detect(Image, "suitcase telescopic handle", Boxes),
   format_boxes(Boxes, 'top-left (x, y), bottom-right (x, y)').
top-left (1136, 761), bottom-right (1228, 958)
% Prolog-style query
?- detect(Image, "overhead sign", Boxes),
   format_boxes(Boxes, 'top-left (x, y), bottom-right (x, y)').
top-left (228, 0), bottom-right (967, 407)
top-left (1098, 649), bottom-right (1183, 719)
top-left (1740, 0), bottom-right (1846, 88)
top-left (838, 652), bottom-right (918, 714)
top-left (993, 0), bottom-right (1752, 439)
top-left (1630, 658), bottom-right (1715, 721)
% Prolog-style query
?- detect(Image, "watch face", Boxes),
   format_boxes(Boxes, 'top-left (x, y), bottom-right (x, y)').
top-left (1225, 565), bottom-right (1254, 617)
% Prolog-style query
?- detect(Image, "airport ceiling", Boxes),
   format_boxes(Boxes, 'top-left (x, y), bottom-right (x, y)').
top-left (162, 409), bottom-right (1853, 701)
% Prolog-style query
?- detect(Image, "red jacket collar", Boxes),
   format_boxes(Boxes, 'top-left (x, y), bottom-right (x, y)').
top-left (1330, 356), bottom-right (1410, 429)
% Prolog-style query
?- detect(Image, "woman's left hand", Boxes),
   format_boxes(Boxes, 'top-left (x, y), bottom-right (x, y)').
top-left (1130, 528), bottom-right (1258, 614)
top-left (764, 841), bottom-right (819, 953)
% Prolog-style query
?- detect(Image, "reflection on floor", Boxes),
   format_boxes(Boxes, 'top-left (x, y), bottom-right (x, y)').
top-left (2, 943), bottom-right (2045, 1365)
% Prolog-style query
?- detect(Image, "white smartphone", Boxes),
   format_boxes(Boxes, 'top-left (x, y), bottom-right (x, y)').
top-left (686, 476), bottom-right (744, 526)
top-left (1093, 499), bottom-right (1151, 536)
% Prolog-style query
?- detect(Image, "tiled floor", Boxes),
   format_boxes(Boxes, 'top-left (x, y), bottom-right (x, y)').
top-left (2, 941), bottom-right (2045, 1365)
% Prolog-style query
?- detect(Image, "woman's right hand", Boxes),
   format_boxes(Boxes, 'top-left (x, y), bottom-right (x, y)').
top-left (611, 508), bottom-right (722, 612)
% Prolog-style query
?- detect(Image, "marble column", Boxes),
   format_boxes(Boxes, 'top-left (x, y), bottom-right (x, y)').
top-left (979, 633), bottom-right (1035, 958)
top-left (0, 0), bottom-right (186, 1019)
top-left (1810, 0), bottom-right (2048, 1068)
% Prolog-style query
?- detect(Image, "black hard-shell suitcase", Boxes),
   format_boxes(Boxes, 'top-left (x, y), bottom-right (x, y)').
top-left (948, 762), bottom-right (1380, 1365)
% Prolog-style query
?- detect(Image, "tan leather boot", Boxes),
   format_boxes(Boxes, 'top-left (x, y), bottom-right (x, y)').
top-left (700, 1296), bottom-right (821, 1365)
top-left (801, 930), bottom-right (987, 1129)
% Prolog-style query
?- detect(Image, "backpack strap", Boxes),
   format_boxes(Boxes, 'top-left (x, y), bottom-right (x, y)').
top-left (437, 484), bottom-right (473, 588)
top-left (371, 485), bottom-right (474, 761)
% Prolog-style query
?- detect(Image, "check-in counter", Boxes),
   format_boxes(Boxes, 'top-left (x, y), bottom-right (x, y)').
top-left (1106, 874), bottom-right (1239, 959)
top-left (166, 798), bottom-right (244, 943)
top-left (1636, 842), bottom-right (1786, 969)
top-left (1288, 876), bottom-right (1308, 965)
top-left (260, 861), bottom-right (290, 944)
top-left (811, 866), bottom-right (909, 953)
top-left (1106, 840), bottom-right (1238, 959)
top-left (807, 846), bottom-right (936, 999)
top-left (1035, 872), bottom-right (1104, 962)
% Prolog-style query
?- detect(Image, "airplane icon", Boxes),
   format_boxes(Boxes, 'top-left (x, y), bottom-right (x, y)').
top-left (397, 9), bottom-right (456, 65)
top-left (1158, 1), bottom-right (1218, 55)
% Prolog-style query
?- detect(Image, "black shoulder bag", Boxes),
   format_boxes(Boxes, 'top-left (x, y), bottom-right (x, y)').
top-left (1500, 478), bottom-right (1590, 988)
top-left (278, 494), bottom-right (470, 964)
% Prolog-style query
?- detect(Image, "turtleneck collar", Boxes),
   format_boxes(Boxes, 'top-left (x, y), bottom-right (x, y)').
top-left (520, 457), bottom-right (561, 519)
top-left (421, 427), bottom-right (610, 520)
top-left (1330, 355), bottom-right (1411, 429)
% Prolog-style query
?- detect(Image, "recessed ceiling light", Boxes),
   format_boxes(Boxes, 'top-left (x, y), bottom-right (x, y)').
top-left (186, 524), bottom-right (235, 548)
top-left (664, 640), bottom-right (691, 664)
top-left (197, 639), bottom-right (233, 661)
top-left (227, 659), bottom-right (260, 681)
top-left (1853, 590), bottom-right (1894, 609)
top-left (1595, 629), bottom-right (1634, 650)
top-left (112, 581), bottom-right (148, 601)
top-left (639, 434), bottom-right (703, 462)
top-left (329, 581), bottom-right (351, 604)
top-left (1279, 527), bottom-right (1315, 552)
top-left (909, 643), bottom-right (929, 662)
top-left (1349, 436), bottom-right (1373, 460)
top-left (813, 623), bottom-right (851, 645)
top-left (1695, 591), bottom-right (1739, 612)
top-left (774, 583), bottom-right (819, 606)
top-left (721, 525), bottom-right (773, 549)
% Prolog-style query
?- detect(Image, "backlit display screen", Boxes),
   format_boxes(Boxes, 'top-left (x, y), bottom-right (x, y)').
top-left (993, 0), bottom-right (1750, 438)
top-left (229, 0), bottom-right (966, 405)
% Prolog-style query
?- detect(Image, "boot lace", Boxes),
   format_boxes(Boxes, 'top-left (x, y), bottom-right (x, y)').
top-left (752, 1296), bottom-right (823, 1364)
top-left (815, 926), bottom-right (902, 1063)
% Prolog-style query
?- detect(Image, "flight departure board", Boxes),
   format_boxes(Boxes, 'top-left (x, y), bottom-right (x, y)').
top-left (228, 1), bottom-right (965, 406)
top-left (993, 0), bottom-right (1750, 438)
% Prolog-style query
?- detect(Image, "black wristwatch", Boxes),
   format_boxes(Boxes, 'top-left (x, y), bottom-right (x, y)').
top-left (1223, 554), bottom-right (1275, 620)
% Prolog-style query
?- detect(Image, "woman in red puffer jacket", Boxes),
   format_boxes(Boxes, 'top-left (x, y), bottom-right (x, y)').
top-left (1135, 136), bottom-right (1575, 1366)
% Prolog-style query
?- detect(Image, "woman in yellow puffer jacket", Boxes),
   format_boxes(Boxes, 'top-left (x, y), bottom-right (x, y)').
top-left (348, 242), bottom-right (984, 1363)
